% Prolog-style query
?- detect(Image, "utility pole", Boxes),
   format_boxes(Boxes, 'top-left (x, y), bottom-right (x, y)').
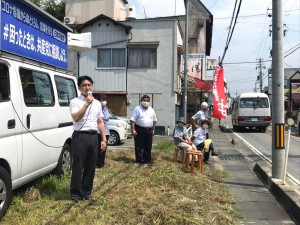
top-left (259, 58), bottom-right (263, 92)
top-left (272, 0), bottom-right (285, 179)
top-left (256, 58), bottom-right (264, 92)
top-left (183, 0), bottom-right (189, 122)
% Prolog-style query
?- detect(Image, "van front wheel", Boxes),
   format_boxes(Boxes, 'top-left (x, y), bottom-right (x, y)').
top-left (0, 166), bottom-right (12, 218)
top-left (55, 144), bottom-right (72, 175)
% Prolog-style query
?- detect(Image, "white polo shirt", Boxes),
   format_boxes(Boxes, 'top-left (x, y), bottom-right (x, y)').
top-left (192, 127), bottom-right (206, 146)
top-left (192, 110), bottom-right (208, 123)
top-left (69, 95), bottom-right (103, 131)
top-left (130, 105), bottom-right (157, 128)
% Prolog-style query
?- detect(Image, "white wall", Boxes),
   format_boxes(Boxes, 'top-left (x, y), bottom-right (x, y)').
top-left (123, 19), bottom-right (180, 132)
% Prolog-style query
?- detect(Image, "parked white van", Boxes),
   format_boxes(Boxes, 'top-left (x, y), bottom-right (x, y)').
top-left (0, 57), bottom-right (77, 217)
top-left (231, 93), bottom-right (271, 132)
top-left (0, 0), bottom-right (74, 217)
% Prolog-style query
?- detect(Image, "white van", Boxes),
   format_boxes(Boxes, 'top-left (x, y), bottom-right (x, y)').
top-left (231, 93), bottom-right (271, 132)
top-left (0, 0), bottom-right (75, 217)
top-left (0, 57), bottom-right (77, 217)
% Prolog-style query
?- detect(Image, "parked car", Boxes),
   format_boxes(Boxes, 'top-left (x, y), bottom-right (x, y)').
top-left (107, 113), bottom-right (128, 146)
top-left (297, 110), bottom-right (300, 135)
top-left (108, 108), bottom-right (132, 135)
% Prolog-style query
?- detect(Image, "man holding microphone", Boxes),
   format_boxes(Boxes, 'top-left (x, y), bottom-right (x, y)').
top-left (69, 75), bottom-right (107, 202)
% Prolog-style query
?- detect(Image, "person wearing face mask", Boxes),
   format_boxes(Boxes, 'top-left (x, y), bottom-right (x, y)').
top-left (191, 102), bottom-right (211, 138)
top-left (130, 95), bottom-right (157, 164)
top-left (69, 76), bottom-right (107, 202)
top-left (96, 94), bottom-right (110, 168)
top-left (191, 119), bottom-right (218, 164)
top-left (173, 117), bottom-right (196, 154)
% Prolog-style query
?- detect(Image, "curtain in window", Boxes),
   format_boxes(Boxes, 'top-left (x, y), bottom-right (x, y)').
top-left (98, 49), bottom-right (111, 67)
top-left (112, 49), bottom-right (125, 67)
top-left (129, 48), bottom-right (157, 68)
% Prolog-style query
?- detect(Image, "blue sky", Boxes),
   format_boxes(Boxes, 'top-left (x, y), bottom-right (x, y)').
top-left (128, 0), bottom-right (300, 96)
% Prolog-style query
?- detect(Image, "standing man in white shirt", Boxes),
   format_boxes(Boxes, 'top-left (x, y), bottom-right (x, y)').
top-left (130, 95), bottom-right (157, 164)
top-left (191, 102), bottom-right (210, 138)
top-left (69, 76), bottom-right (107, 202)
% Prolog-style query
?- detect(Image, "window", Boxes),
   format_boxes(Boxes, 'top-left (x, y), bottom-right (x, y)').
top-left (240, 98), bottom-right (269, 108)
top-left (54, 76), bottom-right (77, 106)
top-left (0, 64), bottom-right (9, 102)
top-left (20, 68), bottom-right (54, 106)
top-left (97, 48), bottom-right (126, 68)
top-left (128, 48), bottom-right (157, 68)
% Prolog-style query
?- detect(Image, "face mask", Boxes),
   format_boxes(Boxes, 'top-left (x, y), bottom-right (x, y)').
top-left (101, 101), bottom-right (107, 107)
top-left (141, 101), bottom-right (149, 108)
top-left (202, 124), bottom-right (209, 129)
top-left (80, 88), bottom-right (92, 96)
top-left (178, 122), bottom-right (184, 128)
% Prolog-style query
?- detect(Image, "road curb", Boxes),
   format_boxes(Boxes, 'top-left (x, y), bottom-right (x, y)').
top-left (254, 162), bottom-right (300, 225)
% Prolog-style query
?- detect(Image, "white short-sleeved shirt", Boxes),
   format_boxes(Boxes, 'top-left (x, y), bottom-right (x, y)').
top-left (192, 127), bottom-right (206, 146)
top-left (69, 95), bottom-right (103, 131)
top-left (130, 105), bottom-right (157, 128)
top-left (192, 110), bottom-right (208, 123)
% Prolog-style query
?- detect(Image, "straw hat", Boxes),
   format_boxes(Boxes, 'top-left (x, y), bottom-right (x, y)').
top-left (199, 119), bottom-right (213, 129)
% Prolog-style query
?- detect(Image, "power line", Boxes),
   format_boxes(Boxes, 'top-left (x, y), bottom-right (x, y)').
top-left (284, 45), bottom-right (300, 58)
top-left (219, 0), bottom-right (243, 66)
top-left (223, 60), bottom-right (271, 64)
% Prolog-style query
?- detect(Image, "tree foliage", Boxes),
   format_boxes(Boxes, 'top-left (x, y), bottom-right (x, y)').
top-left (30, 0), bottom-right (65, 22)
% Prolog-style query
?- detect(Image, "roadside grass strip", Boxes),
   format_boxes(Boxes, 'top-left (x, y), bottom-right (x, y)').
top-left (2, 142), bottom-right (240, 225)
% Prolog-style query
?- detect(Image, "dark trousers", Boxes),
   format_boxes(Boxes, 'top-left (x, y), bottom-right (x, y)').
top-left (196, 141), bottom-right (215, 162)
top-left (70, 131), bottom-right (98, 198)
top-left (96, 134), bottom-right (109, 168)
top-left (134, 125), bottom-right (153, 163)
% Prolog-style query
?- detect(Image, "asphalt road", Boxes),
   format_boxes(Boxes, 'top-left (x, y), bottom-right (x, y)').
top-left (228, 123), bottom-right (300, 183)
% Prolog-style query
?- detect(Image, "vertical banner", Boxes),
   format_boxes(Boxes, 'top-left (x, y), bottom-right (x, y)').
top-left (213, 66), bottom-right (227, 119)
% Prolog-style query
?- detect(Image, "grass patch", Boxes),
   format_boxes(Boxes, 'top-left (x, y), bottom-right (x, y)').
top-left (2, 142), bottom-right (239, 225)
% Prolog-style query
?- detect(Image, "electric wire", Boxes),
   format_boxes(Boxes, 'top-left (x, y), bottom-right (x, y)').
top-left (220, 0), bottom-right (243, 66)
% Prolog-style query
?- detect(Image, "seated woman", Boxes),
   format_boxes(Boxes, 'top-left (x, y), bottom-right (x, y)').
top-left (191, 119), bottom-right (218, 164)
top-left (173, 117), bottom-right (197, 153)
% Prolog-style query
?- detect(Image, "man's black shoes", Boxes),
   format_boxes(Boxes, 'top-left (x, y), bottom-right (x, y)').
top-left (71, 196), bottom-right (82, 203)
top-left (83, 196), bottom-right (96, 203)
top-left (211, 152), bottom-right (219, 156)
top-left (71, 196), bottom-right (96, 203)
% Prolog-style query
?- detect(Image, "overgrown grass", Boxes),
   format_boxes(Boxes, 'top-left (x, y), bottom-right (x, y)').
top-left (1, 142), bottom-right (240, 225)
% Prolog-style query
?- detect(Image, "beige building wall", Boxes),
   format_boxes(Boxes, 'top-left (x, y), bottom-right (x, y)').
top-left (65, 0), bottom-right (126, 24)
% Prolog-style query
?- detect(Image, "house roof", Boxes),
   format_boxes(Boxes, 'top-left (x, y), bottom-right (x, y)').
top-left (77, 14), bottom-right (132, 34)
top-left (284, 68), bottom-right (300, 79)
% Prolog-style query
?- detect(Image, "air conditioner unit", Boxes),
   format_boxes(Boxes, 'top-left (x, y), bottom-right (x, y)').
top-left (64, 17), bottom-right (76, 25)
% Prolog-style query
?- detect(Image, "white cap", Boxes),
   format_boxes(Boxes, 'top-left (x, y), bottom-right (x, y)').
top-left (201, 102), bottom-right (209, 109)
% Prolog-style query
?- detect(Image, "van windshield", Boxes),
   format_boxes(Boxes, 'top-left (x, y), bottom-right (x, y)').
top-left (239, 97), bottom-right (269, 108)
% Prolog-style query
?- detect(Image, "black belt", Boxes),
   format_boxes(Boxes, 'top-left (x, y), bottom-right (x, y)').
top-left (135, 124), bottom-right (152, 130)
top-left (74, 130), bottom-right (97, 135)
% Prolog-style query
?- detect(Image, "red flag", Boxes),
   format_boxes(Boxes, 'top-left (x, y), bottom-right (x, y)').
top-left (212, 66), bottom-right (227, 119)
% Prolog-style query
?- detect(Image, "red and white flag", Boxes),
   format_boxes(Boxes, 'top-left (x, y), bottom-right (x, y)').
top-left (212, 66), bottom-right (227, 119)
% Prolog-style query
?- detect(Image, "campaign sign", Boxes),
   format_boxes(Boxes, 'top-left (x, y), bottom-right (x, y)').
top-left (0, 0), bottom-right (68, 69)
